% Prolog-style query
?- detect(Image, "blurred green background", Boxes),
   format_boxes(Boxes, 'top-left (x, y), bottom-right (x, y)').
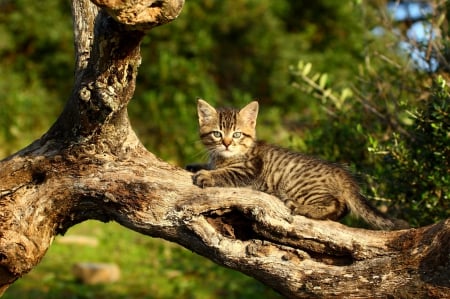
top-left (0, 0), bottom-right (449, 298)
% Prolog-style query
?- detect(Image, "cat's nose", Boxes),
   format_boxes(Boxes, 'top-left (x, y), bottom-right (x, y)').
top-left (222, 137), bottom-right (232, 148)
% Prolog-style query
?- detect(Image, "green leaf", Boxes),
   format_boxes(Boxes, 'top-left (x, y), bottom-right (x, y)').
top-left (302, 62), bottom-right (312, 76)
top-left (319, 73), bottom-right (328, 89)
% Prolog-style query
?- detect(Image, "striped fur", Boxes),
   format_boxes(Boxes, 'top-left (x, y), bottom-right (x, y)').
top-left (192, 99), bottom-right (406, 230)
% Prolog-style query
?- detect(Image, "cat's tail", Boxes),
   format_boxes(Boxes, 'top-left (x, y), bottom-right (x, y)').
top-left (343, 186), bottom-right (409, 230)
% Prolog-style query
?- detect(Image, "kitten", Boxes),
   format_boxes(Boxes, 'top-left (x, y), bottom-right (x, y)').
top-left (189, 99), bottom-right (407, 230)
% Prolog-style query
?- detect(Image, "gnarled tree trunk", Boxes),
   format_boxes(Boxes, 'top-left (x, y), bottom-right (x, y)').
top-left (0, 0), bottom-right (449, 298)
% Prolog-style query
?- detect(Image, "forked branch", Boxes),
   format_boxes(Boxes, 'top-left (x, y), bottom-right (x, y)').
top-left (0, 0), bottom-right (448, 298)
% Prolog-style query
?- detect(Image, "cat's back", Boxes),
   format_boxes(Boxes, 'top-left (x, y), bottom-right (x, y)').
top-left (250, 141), bottom-right (354, 192)
top-left (252, 141), bottom-right (324, 169)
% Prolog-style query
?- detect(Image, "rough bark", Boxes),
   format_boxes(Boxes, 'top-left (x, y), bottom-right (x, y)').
top-left (0, 0), bottom-right (449, 298)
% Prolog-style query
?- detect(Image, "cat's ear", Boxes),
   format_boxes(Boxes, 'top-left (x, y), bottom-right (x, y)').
top-left (239, 101), bottom-right (259, 129)
top-left (197, 98), bottom-right (217, 126)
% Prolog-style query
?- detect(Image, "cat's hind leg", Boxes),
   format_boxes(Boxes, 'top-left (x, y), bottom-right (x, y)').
top-left (283, 195), bottom-right (348, 221)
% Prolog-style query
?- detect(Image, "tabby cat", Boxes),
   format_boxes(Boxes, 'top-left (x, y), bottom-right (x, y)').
top-left (189, 99), bottom-right (406, 230)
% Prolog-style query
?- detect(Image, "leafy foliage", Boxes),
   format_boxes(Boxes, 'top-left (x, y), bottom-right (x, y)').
top-left (289, 1), bottom-right (449, 226)
top-left (0, 0), bottom-right (72, 156)
top-left (375, 77), bottom-right (450, 226)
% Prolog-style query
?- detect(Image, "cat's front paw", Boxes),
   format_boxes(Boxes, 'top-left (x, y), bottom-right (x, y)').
top-left (192, 170), bottom-right (215, 188)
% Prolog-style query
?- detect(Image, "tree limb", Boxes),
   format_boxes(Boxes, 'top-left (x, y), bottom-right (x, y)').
top-left (0, 0), bottom-right (448, 298)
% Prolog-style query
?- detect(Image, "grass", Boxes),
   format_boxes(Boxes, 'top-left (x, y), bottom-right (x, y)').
top-left (3, 220), bottom-right (282, 299)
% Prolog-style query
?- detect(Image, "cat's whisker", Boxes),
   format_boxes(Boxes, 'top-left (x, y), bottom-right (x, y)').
top-left (188, 148), bottom-right (209, 160)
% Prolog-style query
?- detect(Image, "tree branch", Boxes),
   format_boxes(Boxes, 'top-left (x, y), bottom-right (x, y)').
top-left (0, 0), bottom-right (448, 298)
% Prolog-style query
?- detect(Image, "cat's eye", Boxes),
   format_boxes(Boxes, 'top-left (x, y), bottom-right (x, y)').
top-left (212, 131), bottom-right (222, 138)
top-left (232, 132), bottom-right (242, 138)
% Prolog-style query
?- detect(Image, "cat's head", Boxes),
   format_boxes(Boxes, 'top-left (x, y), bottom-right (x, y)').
top-left (197, 99), bottom-right (258, 158)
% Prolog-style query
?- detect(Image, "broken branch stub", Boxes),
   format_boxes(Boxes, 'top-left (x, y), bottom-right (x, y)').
top-left (91, 0), bottom-right (185, 30)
